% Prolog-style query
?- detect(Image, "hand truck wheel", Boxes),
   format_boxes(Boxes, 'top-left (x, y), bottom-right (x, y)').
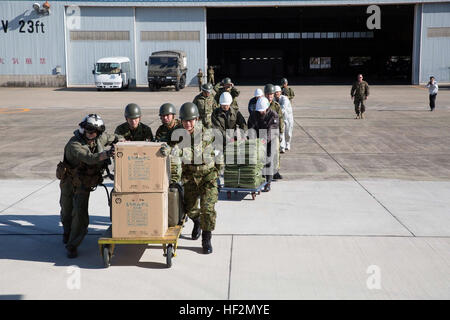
top-left (166, 244), bottom-right (173, 268)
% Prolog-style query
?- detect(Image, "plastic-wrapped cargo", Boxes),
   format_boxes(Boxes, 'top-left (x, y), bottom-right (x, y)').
top-left (223, 139), bottom-right (266, 188)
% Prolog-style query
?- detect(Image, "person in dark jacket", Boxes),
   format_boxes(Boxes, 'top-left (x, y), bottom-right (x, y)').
top-left (212, 92), bottom-right (247, 149)
top-left (248, 88), bottom-right (264, 115)
top-left (247, 97), bottom-right (279, 192)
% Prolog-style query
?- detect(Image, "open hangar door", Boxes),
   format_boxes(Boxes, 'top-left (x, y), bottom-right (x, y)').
top-left (207, 5), bottom-right (414, 85)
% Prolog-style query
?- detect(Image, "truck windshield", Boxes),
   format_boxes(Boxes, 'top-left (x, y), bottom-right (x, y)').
top-left (95, 63), bottom-right (121, 74)
top-left (150, 57), bottom-right (178, 68)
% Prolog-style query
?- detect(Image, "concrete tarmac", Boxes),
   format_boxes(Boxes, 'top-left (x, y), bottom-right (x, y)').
top-left (0, 85), bottom-right (449, 300)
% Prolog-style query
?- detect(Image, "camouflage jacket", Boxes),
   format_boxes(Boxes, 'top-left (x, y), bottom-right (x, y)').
top-left (155, 119), bottom-right (182, 146)
top-left (213, 84), bottom-right (240, 110)
top-left (282, 86), bottom-right (295, 102)
top-left (171, 123), bottom-right (222, 175)
top-left (351, 81), bottom-right (370, 99)
top-left (114, 122), bottom-right (154, 142)
top-left (193, 93), bottom-right (217, 128)
top-left (269, 100), bottom-right (284, 134)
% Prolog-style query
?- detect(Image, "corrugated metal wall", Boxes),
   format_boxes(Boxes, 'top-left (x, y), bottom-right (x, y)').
top-left (0, 1), bottom-right (66, 76)
top-left (420, 3), bottom-right (450, 83)
top-left (65, 6), bottom-right (135, 85)
top-left (135, 7), bottom-right (206, 86)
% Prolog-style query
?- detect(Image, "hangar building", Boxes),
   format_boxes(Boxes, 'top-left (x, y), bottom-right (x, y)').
top-left (0, 0), bottom-right (449, 87)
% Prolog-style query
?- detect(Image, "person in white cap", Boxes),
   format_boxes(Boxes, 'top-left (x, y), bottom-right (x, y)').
top-left (212, 92), bottom-right (247, 148)
top-left (247, 97), bottom-right (280, 192)
top-left (248, 88), bottom-right (264, 115)
top-left (274, 85), bottom-right (294, 152)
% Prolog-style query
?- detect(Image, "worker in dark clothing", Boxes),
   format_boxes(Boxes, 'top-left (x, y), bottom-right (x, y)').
top-left (247, 97), bottom-right (279, 192)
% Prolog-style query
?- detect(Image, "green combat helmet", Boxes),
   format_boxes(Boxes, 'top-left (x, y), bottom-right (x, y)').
top-left (159, 103), bottom-right (176, 116)
top-left (201, 83), bottom-right (213, 93)
top-left (179, 102), bottom-right (199, 121)
top-left (222, 77), bottom-right (232, 85)
top-left (281, 78), bottom-right (288, 85)
top-left (124, 103), bottom-right (142, 119)
top-left (264, 83), bottom-right (276, 94)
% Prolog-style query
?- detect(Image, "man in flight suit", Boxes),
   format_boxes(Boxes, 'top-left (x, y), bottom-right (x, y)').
top-left (59, 114), bottom-right (121, 258)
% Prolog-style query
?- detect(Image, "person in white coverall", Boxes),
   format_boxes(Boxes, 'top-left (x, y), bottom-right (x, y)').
top-left (274, 85), bottom-right (294, 152)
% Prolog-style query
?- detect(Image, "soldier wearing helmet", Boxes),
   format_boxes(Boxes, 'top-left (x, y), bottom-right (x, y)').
top-left (155, 103), bottom-right (182, 145)
top-left (213, 77), bottom-right (240, 110)
top-left (155, 103), bottom-right (183, 184)
top-left (58, 114), bottom-right (122, 258)
top-left (114, 103), bottom-right (153, 141)
top-left (161, 102), bottom-right (222, 254)
top-left (193, 83), bottom-right (218, 128)
top-left (281, 78), bottom-right (295, 102)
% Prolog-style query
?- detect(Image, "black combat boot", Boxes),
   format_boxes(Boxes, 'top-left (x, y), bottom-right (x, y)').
top-left (273, 172), bottom-right (283, 180)
top-left (202, 231), bottom-right (213, 254)
top-left (63, 233), bottom-right (70, 244)
top-left (191, 218), bottom-right (202, 240)
top-left (66, 245), bottom-right (78, 259)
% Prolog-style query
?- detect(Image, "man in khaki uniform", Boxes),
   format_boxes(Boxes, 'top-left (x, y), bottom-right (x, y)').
top-left (264, 84), bottom-right (283, 180)
top-left (193, 83), bottom-right (217, 128)
top-left (197, 68), bottom-right (204, 92)
top-left (351, 74), bottom-right (370, 119)
top-left (214, 77), bottom-right (240, 110)
top-left (281, 78), bottom-right (295, 103)
top-left (207, 66), bottom-right (215, 85)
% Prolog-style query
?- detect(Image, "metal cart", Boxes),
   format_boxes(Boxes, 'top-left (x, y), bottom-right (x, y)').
top-left (218, 181), bottom-right (267, 200)
top-left (98, 183), bottom-right (185, 268)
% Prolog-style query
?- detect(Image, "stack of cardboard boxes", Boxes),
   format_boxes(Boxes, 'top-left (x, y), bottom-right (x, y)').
top-left (111, 142), bottom-right (169, 238)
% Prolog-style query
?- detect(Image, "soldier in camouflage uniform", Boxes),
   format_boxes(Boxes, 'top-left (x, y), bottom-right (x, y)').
top-left (161, 103), bottom-right (222, 254)
top-left (58, 114), bottom-right (121, 258)
top-left (351, 74), bottom-right (370, 119)
top-left (155, 103), bottom-right (183, 184)
top-left (264, 84), bottom-right (284, 180)
top-left (193, 83), bottom-right (217, 129)
top-left (114, 103), bottom-right (154, 141)
top-left (213, 77), bottom-right (240, 110)
top-left (281, 78), bottom-right (295, 103)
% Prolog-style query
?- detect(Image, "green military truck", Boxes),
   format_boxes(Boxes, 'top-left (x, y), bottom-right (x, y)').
top-left (145, 50), bottom-right (187, 91)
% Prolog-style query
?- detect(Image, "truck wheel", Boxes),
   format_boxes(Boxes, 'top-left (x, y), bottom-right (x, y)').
top-left (175, 81), bottom-right (180, 91)
top-left (179, 75), bottom-right (186, 89)
top-left (148, 83), bottom-right (153, 91)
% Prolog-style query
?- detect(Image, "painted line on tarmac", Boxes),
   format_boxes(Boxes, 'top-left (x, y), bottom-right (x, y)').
top-left (0, 107), bottom-right (30, 114)
top-left (294, 118), bottom-right (416, 237)
top-left (0, 179), bottom-right (57, 215)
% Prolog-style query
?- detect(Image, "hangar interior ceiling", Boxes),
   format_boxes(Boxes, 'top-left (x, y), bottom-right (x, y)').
top-left (207, 5), bottom-right (414, 85)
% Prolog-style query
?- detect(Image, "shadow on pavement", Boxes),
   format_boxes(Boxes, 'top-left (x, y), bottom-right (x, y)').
top-left (0, 214), bottom-right (203, 269)
top-left (0, 214), bottom-right (111, 269)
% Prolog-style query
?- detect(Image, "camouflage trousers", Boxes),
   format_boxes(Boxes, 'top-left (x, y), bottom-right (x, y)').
top-left (182, 167), bottom-right (218, 231)
top-left (59, 178), bottom-right (91, 249)
top-left (354, 97), bottom-right (366, 115)
top-left (170, 155), bottom-right (182, 184)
